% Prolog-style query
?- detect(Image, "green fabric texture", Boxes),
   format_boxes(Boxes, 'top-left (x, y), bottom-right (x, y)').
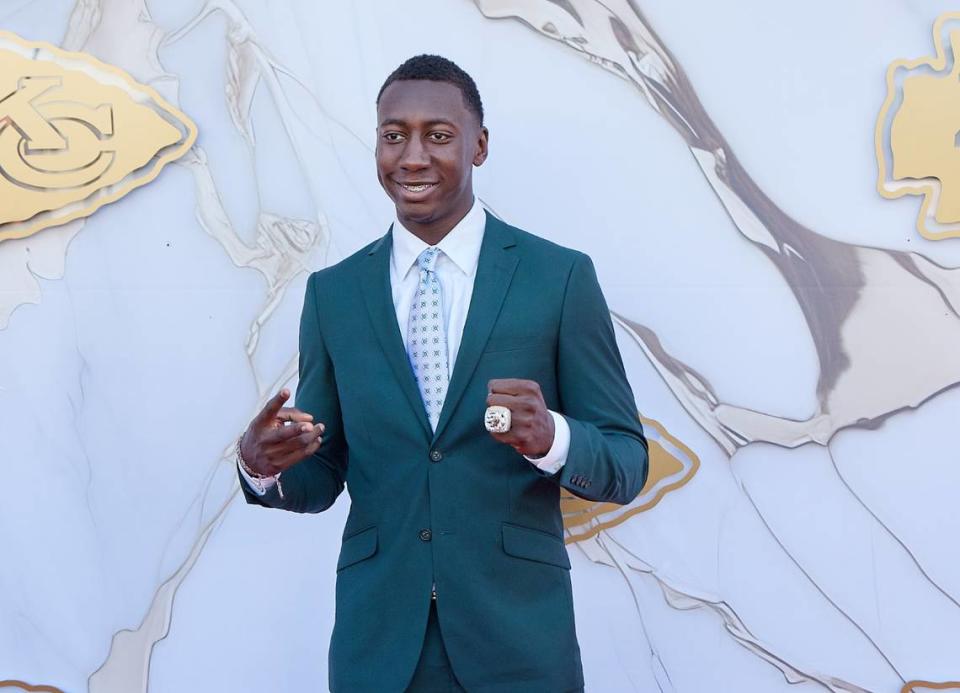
top-left (240, 213), bottom-right (648, 692)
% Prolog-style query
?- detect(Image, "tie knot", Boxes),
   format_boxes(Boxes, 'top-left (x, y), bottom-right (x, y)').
top-left (416, 246), bottom-right (440, 273)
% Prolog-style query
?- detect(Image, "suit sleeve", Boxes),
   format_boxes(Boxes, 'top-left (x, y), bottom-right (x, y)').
top-left (238, 272), bottom-right (348, 513)
top-left (544, 252), bottom-right (649, 504)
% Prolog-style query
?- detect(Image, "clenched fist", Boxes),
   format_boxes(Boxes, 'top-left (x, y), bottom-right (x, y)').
top-left (485, 378), bottom-right (555, 458)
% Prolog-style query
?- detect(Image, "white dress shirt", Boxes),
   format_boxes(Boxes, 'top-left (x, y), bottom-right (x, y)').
top-left (240, 199), bottom-right (569, 495)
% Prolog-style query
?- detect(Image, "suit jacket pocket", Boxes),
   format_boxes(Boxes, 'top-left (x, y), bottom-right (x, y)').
top-left (336, 525), bottom-right (378, 572)
top-left (483, 335), bottom-right (554, 354)
top-left (501, 522), bottom-right (571, 570)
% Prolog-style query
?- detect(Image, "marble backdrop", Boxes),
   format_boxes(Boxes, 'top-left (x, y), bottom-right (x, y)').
top-left (2, 0), bottom-right (959, 691)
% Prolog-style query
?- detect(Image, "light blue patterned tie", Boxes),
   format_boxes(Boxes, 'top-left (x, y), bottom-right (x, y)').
top-left (407, 247), bottom-right (448, 431)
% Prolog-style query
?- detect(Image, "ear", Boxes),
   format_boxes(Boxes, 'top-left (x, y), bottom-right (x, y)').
top-left (473, 126), bottom-right (489, 167)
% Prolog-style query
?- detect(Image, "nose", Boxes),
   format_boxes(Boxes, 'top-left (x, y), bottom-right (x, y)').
top-left (399, 136), bottom-right (429, 170)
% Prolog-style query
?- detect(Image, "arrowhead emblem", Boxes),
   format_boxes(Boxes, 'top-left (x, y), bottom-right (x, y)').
top-left (876, 13), bottom-right (960, 240)
top-left (0, 31), bottom-right (197, 243)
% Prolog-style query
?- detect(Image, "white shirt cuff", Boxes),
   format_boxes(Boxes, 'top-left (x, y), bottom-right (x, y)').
top-left (524, 410), bottom-right (570, 475)
top-left (238, 459), bottom-right (279, 496)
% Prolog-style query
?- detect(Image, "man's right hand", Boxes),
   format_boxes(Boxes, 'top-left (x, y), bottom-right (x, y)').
top-left (240, 389), bottom-right (324, 477)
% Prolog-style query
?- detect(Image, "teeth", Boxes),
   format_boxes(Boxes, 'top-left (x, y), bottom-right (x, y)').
top-left (402, 183), bottom-right (432, 192)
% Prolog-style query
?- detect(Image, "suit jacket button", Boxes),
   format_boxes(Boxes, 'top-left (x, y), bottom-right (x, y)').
top-left (429, 449), bottom-right (443, 462)
top-left (419, 529), bottom-right (433, 542)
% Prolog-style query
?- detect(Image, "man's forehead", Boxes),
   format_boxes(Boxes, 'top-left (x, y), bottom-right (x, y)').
top-left (377, 79), bottom-right (474, 125)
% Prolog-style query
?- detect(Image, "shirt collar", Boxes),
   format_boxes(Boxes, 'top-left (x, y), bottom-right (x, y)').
top-left (391, 198), bottom-right (486, 280)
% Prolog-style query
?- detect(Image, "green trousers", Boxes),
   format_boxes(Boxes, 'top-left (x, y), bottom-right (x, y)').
top-left (404, 602), bottom-right (586, 692)
top-left (405, 601), bottom-right (467, 693)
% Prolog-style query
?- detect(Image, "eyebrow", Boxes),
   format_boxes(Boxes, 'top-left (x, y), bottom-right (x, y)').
top-left (378, 118), bottom-right (458, 129)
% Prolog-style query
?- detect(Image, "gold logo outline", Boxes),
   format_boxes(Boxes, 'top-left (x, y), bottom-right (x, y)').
top-left (0, 681), bottom-right (65, 693)
top-left (0, 31), bottom-right (198, 243)
top-left (561, 415), bottom-right (699, 544)
top-left (900, 682), bottom-right (960, 693)
top-left (876, 12), bottom-right (960, 241)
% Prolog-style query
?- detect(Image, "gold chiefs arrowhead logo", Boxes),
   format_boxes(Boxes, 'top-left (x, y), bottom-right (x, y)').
top-left (0, 31), bottom-right (196, 243)
top-left (876, 13), bottom-right (960, 240)
top-left (560, 417), bottom-right (698, 544)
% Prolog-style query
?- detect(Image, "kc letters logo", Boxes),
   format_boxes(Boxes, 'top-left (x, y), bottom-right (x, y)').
top-left (877, 12), bottom-right (960, 241)
top-left (0, 31), bottom-right (196, 243)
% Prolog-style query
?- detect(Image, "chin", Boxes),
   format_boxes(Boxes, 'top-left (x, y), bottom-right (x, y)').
top-left (395, 203), bottom-right (437, 224)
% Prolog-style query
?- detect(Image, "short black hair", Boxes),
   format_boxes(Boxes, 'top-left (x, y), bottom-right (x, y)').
top-left (377, 54), bottom-right (484, 125)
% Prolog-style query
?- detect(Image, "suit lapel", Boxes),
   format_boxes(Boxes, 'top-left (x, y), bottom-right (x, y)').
top-left (359, 228), bottom-right (433, 440)
top-left (433, 213), bottom-right (518, 442)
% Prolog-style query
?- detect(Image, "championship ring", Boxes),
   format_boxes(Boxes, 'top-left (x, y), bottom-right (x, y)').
top-left (484, 405), bottom-right (512, 433)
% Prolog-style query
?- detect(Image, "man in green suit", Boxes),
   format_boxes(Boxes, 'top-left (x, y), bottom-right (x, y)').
top-left (236, 55), bottom-right (648, 692)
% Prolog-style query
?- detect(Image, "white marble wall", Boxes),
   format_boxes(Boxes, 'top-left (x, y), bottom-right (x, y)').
top-left (2, 1), bottom-right (959, 691)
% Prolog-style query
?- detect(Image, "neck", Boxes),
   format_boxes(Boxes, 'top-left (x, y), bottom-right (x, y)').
top-left (399, 196), bottom-right (474, 246)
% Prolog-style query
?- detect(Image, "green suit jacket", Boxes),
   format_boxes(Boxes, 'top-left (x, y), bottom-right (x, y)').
top-left (240, 212), bottom-right (648, 692)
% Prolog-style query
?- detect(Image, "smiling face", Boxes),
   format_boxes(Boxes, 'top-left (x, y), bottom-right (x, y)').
top-left (376, 79), bottom-right (488, 244)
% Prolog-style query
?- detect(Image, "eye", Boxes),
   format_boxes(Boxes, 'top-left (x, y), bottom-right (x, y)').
top-left (429, 131), bottom-right (452, 143)
top-left (382, 132), bottom-right (405, 143)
